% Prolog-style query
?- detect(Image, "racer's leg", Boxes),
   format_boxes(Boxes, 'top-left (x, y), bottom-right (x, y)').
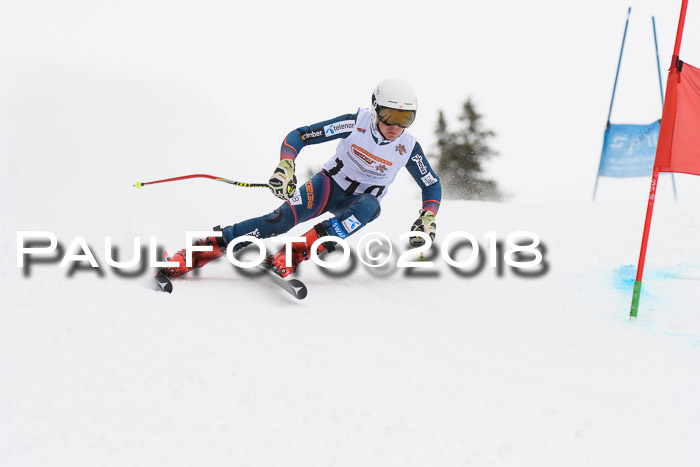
top-left (221, 170), bottom-right (335, 251)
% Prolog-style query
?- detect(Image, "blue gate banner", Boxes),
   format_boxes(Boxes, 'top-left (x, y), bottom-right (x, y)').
top-left (598, 121), bottom-right (660, 177)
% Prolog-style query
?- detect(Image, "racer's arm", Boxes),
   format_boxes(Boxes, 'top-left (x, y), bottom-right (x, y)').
top-left (404, 142), bottom-right (442, 215)
top-left (280, 111), bottom-right (359, 161)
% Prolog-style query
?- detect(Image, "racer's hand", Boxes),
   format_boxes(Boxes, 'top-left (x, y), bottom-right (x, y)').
top-left (268, 159), bottom-right (297, 200)
top-left (409, 210), bottom-right (436, 247)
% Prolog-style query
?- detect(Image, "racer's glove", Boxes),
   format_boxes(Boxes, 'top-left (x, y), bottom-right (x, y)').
top-left (268, 159), bottom-right (297, 200)
top-left (409, 210), bottom-right (437, 247)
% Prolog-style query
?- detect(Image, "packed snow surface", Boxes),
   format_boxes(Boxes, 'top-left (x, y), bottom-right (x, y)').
top-left (3, 188), bottom-right (700, 466)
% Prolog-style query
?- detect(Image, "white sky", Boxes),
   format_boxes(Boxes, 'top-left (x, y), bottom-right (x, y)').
top-left (2, 0), bottom-right (700, 206)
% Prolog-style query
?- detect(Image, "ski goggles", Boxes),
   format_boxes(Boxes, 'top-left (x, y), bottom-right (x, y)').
top-left (376, 106), bottom-right (416, 128)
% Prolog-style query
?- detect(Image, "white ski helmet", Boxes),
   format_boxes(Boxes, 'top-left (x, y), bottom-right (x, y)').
top-left (371, 78), bottom-right (417, 128)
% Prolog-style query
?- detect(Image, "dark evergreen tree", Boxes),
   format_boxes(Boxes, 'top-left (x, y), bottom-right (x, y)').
top-left (433, 98), bottom-right (503, 200)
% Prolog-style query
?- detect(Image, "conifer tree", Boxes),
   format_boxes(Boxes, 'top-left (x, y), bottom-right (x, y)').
top-left (433, 98), bottom-right (502, 200)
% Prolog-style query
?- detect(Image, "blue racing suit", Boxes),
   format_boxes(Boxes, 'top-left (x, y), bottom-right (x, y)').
top-left (222, 108), bottom-right (441, 248)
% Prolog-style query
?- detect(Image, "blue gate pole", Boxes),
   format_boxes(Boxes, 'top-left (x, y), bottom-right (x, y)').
top-left (594, 7), bottom-right (632, 201)
top-left (607, 7), bottom-right (632, 125)
top-left (652, 16), bottom-right (665, 107)
top-left (652, 15), bottom-right (679, 201)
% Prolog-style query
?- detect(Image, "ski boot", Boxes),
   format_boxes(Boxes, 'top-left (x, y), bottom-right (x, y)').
top-left (159, 225), bottom-right (227, 279)
top-left (264, 223), bottom-right (334, 277)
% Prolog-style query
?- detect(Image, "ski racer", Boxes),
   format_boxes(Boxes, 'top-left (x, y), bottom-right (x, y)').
top-left (159, 77), bottom-right (441, 279)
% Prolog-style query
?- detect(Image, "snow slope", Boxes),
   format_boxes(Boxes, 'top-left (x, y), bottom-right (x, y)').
top-left (2, 184), bottom-right (700, 466)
